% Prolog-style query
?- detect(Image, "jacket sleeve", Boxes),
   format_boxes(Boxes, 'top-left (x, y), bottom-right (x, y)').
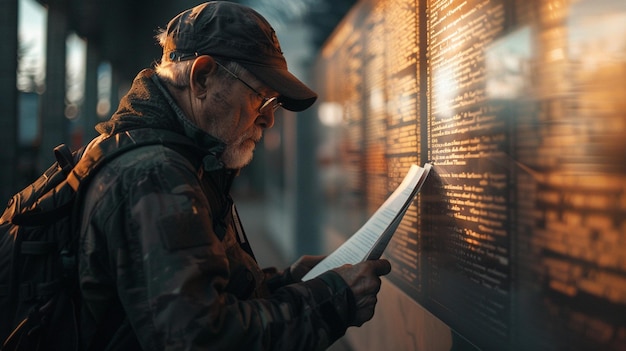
top-left (82, 146), bottom-right (355, 351)
top-left (263, 266), bottom-right (296, 293)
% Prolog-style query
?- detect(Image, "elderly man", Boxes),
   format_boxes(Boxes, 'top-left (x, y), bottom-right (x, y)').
top-left (79, 2), bottom-right (391, 350)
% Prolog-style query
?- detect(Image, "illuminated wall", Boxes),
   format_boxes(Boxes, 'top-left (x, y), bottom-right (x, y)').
top-left (314, 0), bottom-right (626, 350)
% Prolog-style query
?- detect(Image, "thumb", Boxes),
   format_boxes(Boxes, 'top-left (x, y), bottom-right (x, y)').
top-left (370, 259), bottom-right (392, 276)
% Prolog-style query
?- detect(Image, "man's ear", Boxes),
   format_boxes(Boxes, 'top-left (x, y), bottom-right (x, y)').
top-left (189, 55), bottom-right (218, 99)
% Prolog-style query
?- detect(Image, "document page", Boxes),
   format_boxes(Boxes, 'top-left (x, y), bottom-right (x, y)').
top-left (302, 163), bottom-right (432, 281)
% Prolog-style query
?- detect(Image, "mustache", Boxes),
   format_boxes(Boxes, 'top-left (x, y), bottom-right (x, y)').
top-left (231, 128), bottom-right (263, 146)
top-left (248, 129), bottom-right (263, 143)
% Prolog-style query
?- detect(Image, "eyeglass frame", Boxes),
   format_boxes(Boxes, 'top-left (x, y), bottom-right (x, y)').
top-left (215, 61), bottom-right (282, 115)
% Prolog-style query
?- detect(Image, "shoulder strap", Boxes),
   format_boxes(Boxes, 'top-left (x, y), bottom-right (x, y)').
top-left (67, 128), bottom-right (201, 192)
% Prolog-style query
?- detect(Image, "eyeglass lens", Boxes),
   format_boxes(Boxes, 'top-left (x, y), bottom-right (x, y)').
top-left (215, 61), bottom-right (282, 114)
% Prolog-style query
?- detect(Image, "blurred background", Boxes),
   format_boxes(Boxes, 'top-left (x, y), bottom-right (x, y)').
top-left (2, 1), bottom-right (346, 174)
top-left (2, 0), bottom-right (625, 350)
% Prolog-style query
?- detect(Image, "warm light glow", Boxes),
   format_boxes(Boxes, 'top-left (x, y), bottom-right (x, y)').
top-left (486, 27), bottom-right (532, 99)
top-left (315, 0), bottom-right (626, 349)
top-left (433, 63), bottom-right (457, 119)
top-left (64, 103), bottom-right (79, 120)
top-left (318, 102), bottom-right (343, 126)
top-left (96, 99), bottom-right (110, 117)
top-left (369, 88), bottom-right (385, 112)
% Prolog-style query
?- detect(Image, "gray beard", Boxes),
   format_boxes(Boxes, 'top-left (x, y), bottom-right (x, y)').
top-left (219, 138), bottom-right (256, 169)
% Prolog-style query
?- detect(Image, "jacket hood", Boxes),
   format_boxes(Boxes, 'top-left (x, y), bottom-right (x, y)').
top-left (95, 69), bottom-right (228, 172)
top-left (96, 69), bottom-right (184, 136)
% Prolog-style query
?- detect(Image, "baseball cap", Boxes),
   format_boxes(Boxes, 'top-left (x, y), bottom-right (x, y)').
top-left (162, 1), bottom-right (317, 112)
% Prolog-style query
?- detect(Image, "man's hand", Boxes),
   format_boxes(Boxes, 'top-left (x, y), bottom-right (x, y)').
top-left (289, 255), bottom-right (326, 282)
top-left (333, 259), bottom-right (392, 327)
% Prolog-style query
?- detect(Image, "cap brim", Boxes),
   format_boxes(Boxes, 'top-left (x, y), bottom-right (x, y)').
top-left (238, 62), bottom-right (317, 112)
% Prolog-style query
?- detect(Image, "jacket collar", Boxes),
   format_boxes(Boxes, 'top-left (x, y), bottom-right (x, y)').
top-left (96, 69), bottom-right (231, 172)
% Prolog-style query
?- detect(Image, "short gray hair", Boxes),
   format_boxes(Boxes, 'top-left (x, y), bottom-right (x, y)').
top-left (154, 29), bottom-right (246, 88)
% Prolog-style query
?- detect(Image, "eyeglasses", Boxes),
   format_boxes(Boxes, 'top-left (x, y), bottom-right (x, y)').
top-left (215, 61), bottom-right (282, 115)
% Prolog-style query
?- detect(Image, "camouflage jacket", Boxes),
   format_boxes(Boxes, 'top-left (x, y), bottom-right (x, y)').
top-left (78, 69), bottom-right (355, 350)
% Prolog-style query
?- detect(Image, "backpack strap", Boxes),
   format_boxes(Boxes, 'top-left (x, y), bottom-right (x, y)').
top-left (11, 200), bottom-right (75, 226)
top-left (10, 144), bottom-right (82, 226)
top-left (67, 128), bottom-right (201, 192)
top-left (53, 144), bottom-right (75, 175)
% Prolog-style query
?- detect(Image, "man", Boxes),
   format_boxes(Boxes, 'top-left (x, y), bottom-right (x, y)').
top-left (78, 2), bottom-right (391, 350)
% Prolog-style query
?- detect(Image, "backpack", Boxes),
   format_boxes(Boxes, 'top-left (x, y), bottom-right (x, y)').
top-left (0, 128), bottom-right (200, 351)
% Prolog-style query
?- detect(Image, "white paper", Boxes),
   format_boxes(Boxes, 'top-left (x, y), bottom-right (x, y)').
top-left (302, 163), bottom-right (432, 281)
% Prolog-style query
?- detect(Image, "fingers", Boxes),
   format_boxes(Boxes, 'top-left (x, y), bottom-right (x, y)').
top-left (289, 255), bottom-right (328, 281)
top-left (360, 294), bottom-right (378, 307)
top-left (352, 292), bottom-right (379, 327)
top-left (330, 260), bottom-right (392, 327)
top-left (292, 255), bottom-right (326, 269)
top-left (332, 259), bottom-right (391, 289)
top-left (369, 259), bottom-right (392, 276)
top-left (306, 255), bottom-right (327, 266)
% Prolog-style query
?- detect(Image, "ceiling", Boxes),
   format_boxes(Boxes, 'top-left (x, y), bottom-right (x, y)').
top-left (39, 0), bottom-right (356, 81)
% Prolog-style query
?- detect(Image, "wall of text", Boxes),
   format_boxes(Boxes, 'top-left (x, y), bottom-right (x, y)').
top-left (314, 0), bottom-right (626, 350)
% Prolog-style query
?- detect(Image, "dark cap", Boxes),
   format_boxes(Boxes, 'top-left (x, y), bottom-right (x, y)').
top-left (163, 1), bottom-right (317, 112)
